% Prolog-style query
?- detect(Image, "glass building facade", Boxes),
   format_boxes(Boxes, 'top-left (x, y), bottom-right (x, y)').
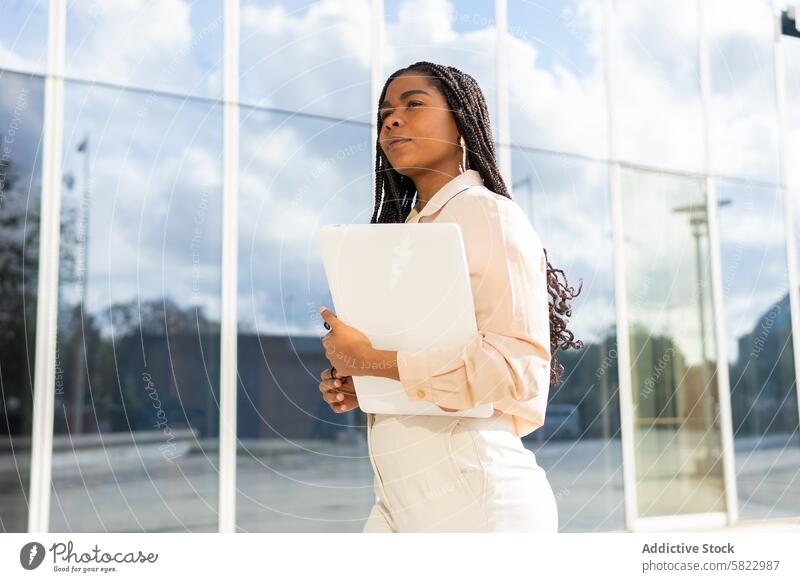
top-left (0, 0), bottom-right (798, 533)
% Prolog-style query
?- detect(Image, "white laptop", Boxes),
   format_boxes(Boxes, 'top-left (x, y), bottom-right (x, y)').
top-left (317, 223), bottom-right (494, 418)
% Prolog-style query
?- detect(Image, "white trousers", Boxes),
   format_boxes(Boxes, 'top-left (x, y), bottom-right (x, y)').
top-left (361, 411), bottom-right (558, 532)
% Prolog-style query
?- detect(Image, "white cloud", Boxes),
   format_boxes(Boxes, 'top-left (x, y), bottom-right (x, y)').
top-left (392, 0), bottom-right (458, 44)
top-left (57, 84), bottom-right (223, 317)
top-left (0, 42), bottom-right (38, 72)
top-left (65, 0), bottom-right (221, 97)
top-left (5, 0), bottom-right (795, 344)
top-left (240, 0), bottom-right (371, 121)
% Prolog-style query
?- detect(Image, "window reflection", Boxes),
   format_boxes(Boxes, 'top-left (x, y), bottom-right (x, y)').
top-left (0, 69), bottom-right (44, 532)
top-left (0, 0), bottom-right (796, 534)
top-left (785, 28), bottom-right (800, 188)
top-left (65, 0), bottom-right (223, 98)
top-left (512, 148), bottom-right (623, 531)
top-left (706, 0), bottom-right (779, 182)
top-left (612, 0), bottom-right (705, 174)
top-left (237, 107), bottom-right (374, 532)
top-left (240, 0), bottom-right (372, 123)
top-left (0, 1), bottom-right (48, 73)
top-left (620, 166), bottom-right (726, 518)
top-left (507, 0), bottom-right (607, 158)
top-left (718, 179), bottom-right (799, 519)
top-left (50, 82), bottom-right (222, 532)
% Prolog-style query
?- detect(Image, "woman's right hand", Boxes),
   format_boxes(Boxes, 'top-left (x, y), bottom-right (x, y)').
top-left (319, 367), bottom-right (359, 413)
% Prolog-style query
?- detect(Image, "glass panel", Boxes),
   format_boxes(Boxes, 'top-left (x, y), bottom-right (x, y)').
top-left (785, 15), bottom-right (800, 188)
top-left (383, 0), bottom-right (498, 141)
top-left (0, 70), bottom-right (44, 532)
top-left (612, 0), bottom-right (704, 174)
top-left (718, 179), bottom-right (799, 519)
top-left (50, 82), bottom-right (222, 532)
top-left (512, 148), bottom-right (623, 531)
top-left (237, 108), bottom-right (374, 531)
top-left (706, 0), bottom-right (779, 182)
top-left (620, 166), bottom-right (726, 518)
top-left (0, 1), bottom-right (48, 74)
top-left (65, 0), bottom-right (223, 98)
top-left (507, 0), bottom-right (607, 158)
top-left (240, 0), bottom-right (372, 123)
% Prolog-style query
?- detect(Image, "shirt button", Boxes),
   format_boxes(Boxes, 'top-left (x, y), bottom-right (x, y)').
top-left (416, 389), bottom-right (426, 398)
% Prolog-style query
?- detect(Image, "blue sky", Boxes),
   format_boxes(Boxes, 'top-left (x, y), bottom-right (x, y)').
top-left (0, 0), bottom-right (798, 350)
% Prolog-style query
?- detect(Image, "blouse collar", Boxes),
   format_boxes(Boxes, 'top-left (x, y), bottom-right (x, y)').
top-left (405, 169), bottom-right (484, 223)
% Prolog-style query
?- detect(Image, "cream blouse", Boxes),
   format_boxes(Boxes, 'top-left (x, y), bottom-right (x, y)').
top-left (396, 169), bottom-right (552, 439)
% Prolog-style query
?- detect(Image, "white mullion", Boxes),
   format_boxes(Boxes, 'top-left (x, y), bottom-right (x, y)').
top-left (704, 171), bottom-right (739, 525)
top-left (371, 0), bottom-right (383, 213)
top-left (495, 0), bottom-right (511, 186)
top-left (773, 1), bottom-right (800, 445)
top-left (696, 0), bottom-right (739, 526)
top-left (28, 0), bottom-right (66, 534)
top-left (218, 0), bottom-right (240, 534)
top-left (602, 0), bottom-right (639, 531)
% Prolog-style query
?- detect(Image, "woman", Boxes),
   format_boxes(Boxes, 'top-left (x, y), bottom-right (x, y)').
top-left (318, 61), bottom-right (583, 532)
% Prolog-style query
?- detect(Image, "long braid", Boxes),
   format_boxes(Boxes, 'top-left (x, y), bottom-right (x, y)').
top-left (372, 61), bottom-right (583, 388)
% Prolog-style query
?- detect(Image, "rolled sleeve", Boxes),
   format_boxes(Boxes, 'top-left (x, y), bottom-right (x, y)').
top-left (398, 331), bottom-right (549, 410)
top-left (397, 193), bottom-right (551, 411)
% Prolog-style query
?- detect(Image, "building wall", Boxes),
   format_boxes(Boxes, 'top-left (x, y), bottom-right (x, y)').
top-left (0, 0), bottom-right (798, 533)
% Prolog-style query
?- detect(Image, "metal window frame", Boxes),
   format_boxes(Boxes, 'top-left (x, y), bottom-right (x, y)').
top-left (371, 0), bottom-right (383, 202)
top-left (27, 0), bottom-right (65, 534)
top-left (23, 0), bottom-right (799, 534)
top-left (495, 0), bottom-right (511, 185)
top-left (696, 0), bottom-right (739, 526)
top-left (602, 0), bottom-right (741, 532)
top-left (773, 0), bottom-right (800, 445)
top-left (218, 0), bottom-right (240, 534)
top-left (600, 0), bottom-right (639, 532)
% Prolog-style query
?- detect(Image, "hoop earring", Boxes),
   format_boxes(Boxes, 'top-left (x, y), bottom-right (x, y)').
top-left (458, 135), bottom-right (469, 173)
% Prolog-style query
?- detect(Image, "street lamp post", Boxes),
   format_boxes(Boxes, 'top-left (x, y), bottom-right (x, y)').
top-left (69, 133), bottom-right (90, 435)
top-left (671, 197), bottom-right (730, 481)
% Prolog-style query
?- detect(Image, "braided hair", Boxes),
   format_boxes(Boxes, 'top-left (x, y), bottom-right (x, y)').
top-left (370, 61), bottom-right (584, 388)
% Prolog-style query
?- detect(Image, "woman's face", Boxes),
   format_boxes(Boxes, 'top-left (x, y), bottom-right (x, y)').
top-left (378, 72), bottom-right (461, 177)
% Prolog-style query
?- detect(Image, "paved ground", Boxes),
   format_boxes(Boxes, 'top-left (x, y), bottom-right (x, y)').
top-left (697, 517), bottom-right (800, 532)
top-left (1, 435), bottom-right (796, 532)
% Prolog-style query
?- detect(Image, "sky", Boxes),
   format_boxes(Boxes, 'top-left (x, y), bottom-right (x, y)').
top-left (0, 0), bottom-right (798, 357)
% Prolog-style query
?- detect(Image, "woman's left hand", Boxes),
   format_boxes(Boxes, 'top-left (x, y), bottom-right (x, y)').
top-left (319, 306), bottom-right (461, 412)
top-left (320, 306), bottom-right (374, 377)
